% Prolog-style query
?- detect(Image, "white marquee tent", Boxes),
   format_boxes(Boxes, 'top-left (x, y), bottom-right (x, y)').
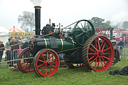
top-left (0, 26), bottom-right (10, 46)
top-left (0, 26), bottom-right (10, 58)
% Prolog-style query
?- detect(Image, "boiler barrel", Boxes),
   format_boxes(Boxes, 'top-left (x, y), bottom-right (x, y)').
top-left (45, 38), bottom-right (76, 52)
top-left (29, 37), bottom-right (76, 55)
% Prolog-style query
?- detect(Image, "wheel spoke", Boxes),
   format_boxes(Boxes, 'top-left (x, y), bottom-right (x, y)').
top-left (47, 52), bottom-right (49, 60)
top-left (101, 57), bottom-right (106, 65)
top-left (97, 39), bottom-right (101, 50)
top-left (48, 66), bottom-right (52, 72)
top-left (50, 60), bottom-right (56, 63)
top-left (76, 33), bottom-right (83, 38)
top-left (50, 64), bottom-right (56, 68)
top-left (81, 23), bottom-right (84, 29)
top-left (21, 61), bottom-right (29, 65)
top-left (37, 59), bottom-right (44, 63)
top-left (95, 39), bottom-right (97, 49)
top-left (90, 44), bottom-right (98, 51)
top-left (103, 53), bottom-right (109, 55)
top-left (99, 58), bottom-right (104, 68)
top-left (102, 42), bottom-right (106, 50)
top-left (89, 48), bottom-right (96, 52)
top-left (24, 62), bottom-right (28, 69)
top-left (45, 67), bottom-right (47, 75)
top-left (37, 63), bottom-right (45, 68)
top-left (103, 47), bottom-right (111, 52)
top-left (95, 57), bottom-right (97, 69)
top-left (90, 57), bottom-right (97, 64)
top-left (41, 54), bottom-right (46, 61)
top-left (79, 24), bottom-right (85, 32)
top-left (48, 54), bottom-right (54, 61)
top-left (88, 53), bottom-right (97, 55)
top-left (77, 26), bottom-right (83, 32)
top-left (89, 55), bottom-right (96, 61)
top-left (97, 58), bottom-right (100, 69)
top-left (102, 56), bottom-right (110, 60)
top-left (100, 39), bottom-right (105, 48)
top-left (40, 66), bottom-right (46, 72)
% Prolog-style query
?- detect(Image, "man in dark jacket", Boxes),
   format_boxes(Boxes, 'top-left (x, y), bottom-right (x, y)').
top-left (10, 37), bottom-right (19, 64)
top-left (0, 41), bottom-right (5, 68)
top-left (117, 38), bottom-right (125, 59)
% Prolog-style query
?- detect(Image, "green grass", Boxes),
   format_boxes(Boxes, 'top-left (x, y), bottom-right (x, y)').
top-left (0, 48), bottom-right (128, 85)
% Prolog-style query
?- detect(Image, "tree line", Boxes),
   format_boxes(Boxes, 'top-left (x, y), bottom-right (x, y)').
top-left (18, 11), bottom-right (128, 32)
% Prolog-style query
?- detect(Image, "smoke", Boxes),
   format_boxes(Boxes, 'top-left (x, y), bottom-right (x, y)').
top-left (30, 0), bottom-right (42, 6)
top-left (111, 10), bottom-right (128, 28)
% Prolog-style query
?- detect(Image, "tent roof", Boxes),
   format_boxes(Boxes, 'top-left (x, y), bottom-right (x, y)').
top-left (0, 26), bottom-right (9, 36)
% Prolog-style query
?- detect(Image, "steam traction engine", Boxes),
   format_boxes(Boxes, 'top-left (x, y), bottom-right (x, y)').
top-left (17, 6), bottom-right (114, 77)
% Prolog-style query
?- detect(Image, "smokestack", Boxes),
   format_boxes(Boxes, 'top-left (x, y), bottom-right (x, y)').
top-left (34, 6), bottom-right (41, 35)
top-left (110, 27), bottom-right (113, 40)
top-left (49, 18), bottom-right (51, 26)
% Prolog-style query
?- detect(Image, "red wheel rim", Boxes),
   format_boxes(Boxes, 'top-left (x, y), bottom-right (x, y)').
top-left (35, 49), bottom-right (59, 77)
top-left (18, 48), bottom-right (34, 73)
top-left (87, 36), bottom-right (114, 71)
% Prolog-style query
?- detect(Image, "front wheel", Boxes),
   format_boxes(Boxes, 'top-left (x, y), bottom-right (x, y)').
top-left (33, 49), bottom-right (60, 77)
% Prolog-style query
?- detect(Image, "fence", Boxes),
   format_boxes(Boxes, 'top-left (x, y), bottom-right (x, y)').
top-left (3, 49), bottom-right (22, 67)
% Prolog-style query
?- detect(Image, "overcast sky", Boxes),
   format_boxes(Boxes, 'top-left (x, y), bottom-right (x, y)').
top-left (0, 0), bottom-right (128, 30)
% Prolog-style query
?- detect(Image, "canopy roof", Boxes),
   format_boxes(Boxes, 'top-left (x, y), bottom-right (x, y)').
top-left (9, 26), bottom-right (24, 32)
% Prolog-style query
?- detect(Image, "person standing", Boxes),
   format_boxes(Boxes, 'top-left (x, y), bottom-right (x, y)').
top-left (117, 38), bottom-right (125, 59)
top-left (5, 46), bottom-right (12, 67)
top-left (10, 37), bottom-right (19, 64)
top-left (0, 41), bottom-right (5, 68)
top-left (123, 37), bottom-right (127, 46)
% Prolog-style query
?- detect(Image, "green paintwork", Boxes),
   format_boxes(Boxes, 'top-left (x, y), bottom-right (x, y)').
top-left (44, 38), bottom-right (76, 52)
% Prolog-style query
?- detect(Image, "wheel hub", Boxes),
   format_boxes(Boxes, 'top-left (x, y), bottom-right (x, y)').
top-left (47, 62), bottom-right (50, 65)
top-left (99, 52), bottom-right (103, 56)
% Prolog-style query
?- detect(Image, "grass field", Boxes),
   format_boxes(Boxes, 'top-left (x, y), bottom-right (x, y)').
top-left (0, 48), bottom-right (128, 85)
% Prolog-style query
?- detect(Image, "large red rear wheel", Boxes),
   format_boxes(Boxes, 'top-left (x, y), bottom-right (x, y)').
top-left (33, 49), bottom-right (60, 77)
top-left (82, 35), bottom-right (114, 71)
top-left (17, 47), bottom-right (34, 73)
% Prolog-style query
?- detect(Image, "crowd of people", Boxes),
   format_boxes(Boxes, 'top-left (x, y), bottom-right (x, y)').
top-left (0, 37), bottom-right (29, 67)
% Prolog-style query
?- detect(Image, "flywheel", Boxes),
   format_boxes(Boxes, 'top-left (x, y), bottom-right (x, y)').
top-left (73, 19), bottom-right (95, 46)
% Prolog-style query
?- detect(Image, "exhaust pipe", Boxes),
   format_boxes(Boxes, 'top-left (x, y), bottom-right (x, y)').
top-left (34, 6), bottom-right (41, 35)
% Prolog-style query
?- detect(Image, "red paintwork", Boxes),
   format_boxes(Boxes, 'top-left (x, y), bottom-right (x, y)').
top-left (59, 33), bottom-right (62, 38)
top-left (35, 49), bottom-right (59, 77)
top-left (18, 48), bottom-right (34, 73)
top-left (88, 36), bottom-right (114, 71)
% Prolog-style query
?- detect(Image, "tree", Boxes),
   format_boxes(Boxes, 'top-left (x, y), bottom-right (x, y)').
top-left (90, 17), bottom-right (111, 29)
top-left (103, 20), bottom-right (111, 28)
top-left (122, 21), bottom-right (128, 29)
top-left (18, 11), bottom-right (35, 32)
top-left (90, 17), bottom-right (105, 28)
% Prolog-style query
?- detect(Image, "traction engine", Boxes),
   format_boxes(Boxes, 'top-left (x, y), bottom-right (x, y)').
top-left (17, 6), bottom-right (114, 77)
